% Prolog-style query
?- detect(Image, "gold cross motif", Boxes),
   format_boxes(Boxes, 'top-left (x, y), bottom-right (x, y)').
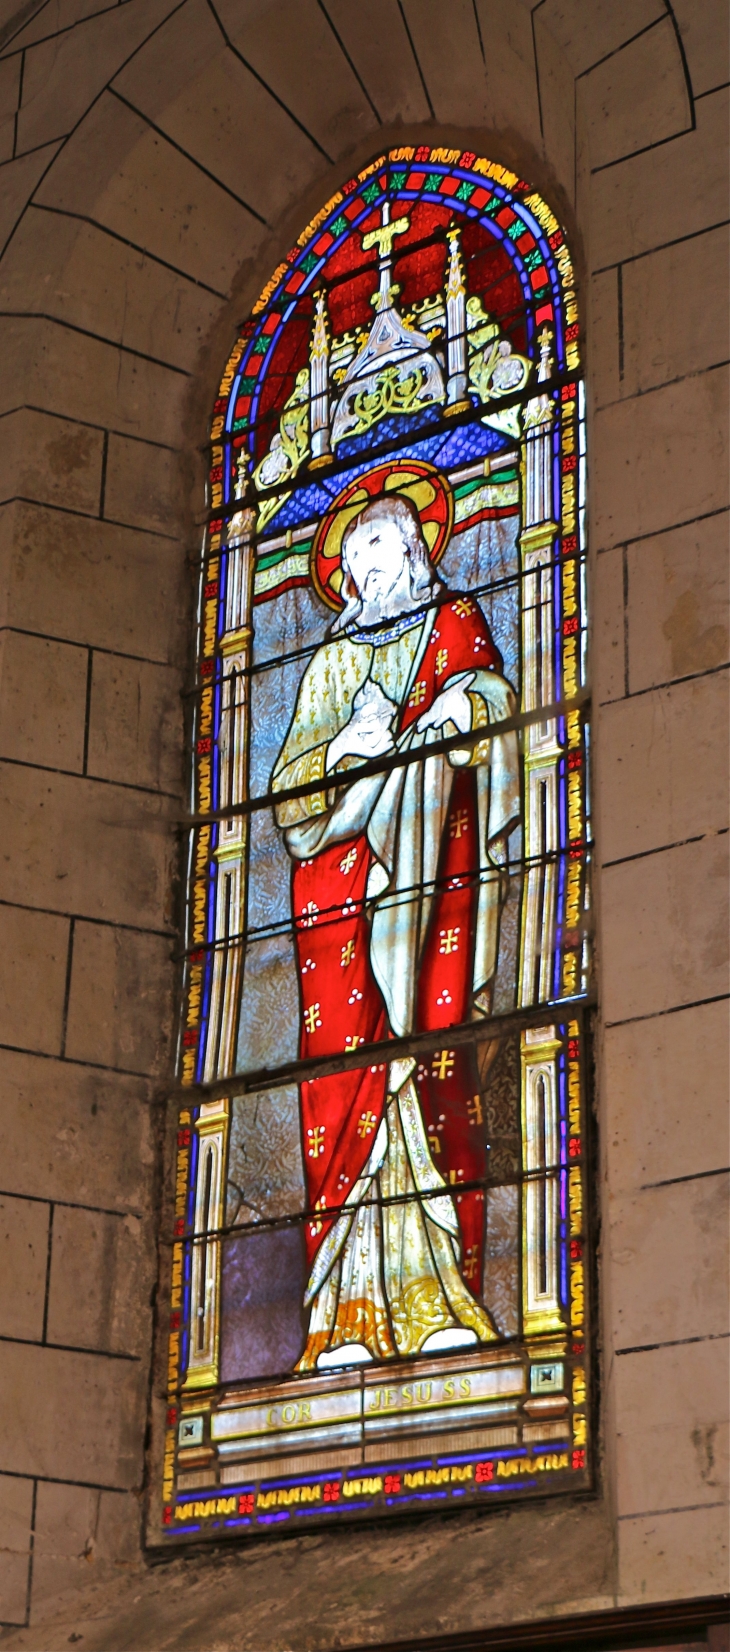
top-left (453, 599), bottom-right (474, 618)
top-left (345, 1034), bottom-right (364, 1051)
top-left (463, 1244), bottom-right (479, 1281)
top-left (467, 1093), bottom-right (483, 1126)
top-left (357, 1111), bottom-right (377, 1137)
top-left (432, 1049), bottom-right (455, 1080)
top-left (304, 1002), bottom-right (322, 1034)
top-left (449, 808), bottom-right (469, 838)
top-left (310, 1194), bottom-right (327, 1235)
top-left (362, 210), bottom-right (409, 260)
top-left (307, 1125), bottom-right (325, 1158)
top-left (339, 846), bottom-right (358, 874)
top-left (439, 927), bottom-right (460, 955)
top-left (408, 680), bottom-right (426, 706)
top-left (435, 647), bottom-right (449, 676)
top-left (428, 1132), bottom-right (441, 1155)
top-left (340, 939), bottom-right (355, 968)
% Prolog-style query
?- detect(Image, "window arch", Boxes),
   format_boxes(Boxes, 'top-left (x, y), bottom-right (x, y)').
top-left (163, 146), bottom-right (590, 1541)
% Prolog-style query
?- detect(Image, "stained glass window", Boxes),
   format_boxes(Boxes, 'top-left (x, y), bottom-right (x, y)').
top-left (161, 147), bottom-right (591, 1542)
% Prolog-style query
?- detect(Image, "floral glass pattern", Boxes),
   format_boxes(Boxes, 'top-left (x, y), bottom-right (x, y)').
top-left (162, 147), bottom-right (591, 1542)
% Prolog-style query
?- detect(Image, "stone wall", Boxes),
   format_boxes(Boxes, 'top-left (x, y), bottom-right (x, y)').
top-left (0, 1), bottom-right (726, 1646)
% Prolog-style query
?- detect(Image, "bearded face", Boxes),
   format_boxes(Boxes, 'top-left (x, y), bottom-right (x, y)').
top-left (338, 499), bottom-right (437, 630)
top-left (343, 512), bottom-right (412, 619)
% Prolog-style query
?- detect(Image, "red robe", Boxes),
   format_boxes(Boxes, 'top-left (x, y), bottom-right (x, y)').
top-left (290, 595), bottom-right (503, 1299)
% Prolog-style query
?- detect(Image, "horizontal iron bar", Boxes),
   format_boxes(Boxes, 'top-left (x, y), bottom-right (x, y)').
top-left (184, 554), bottom-right (588, 699)
top-left (174, 995), bottom-right (594, 1108)
top-left (182, 689), bottom-right (590, 827)
top-left (166, 1161), bottom-right (581, 1250)
top-left (202, 367), bottom-right (582, 525)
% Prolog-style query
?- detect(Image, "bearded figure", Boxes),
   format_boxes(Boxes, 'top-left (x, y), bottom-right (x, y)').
top-left (271, 490), bottom-right (520, 1370)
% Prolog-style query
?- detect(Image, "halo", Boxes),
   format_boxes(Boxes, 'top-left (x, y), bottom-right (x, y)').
top-left (311, 460), bottom-right (454, 611)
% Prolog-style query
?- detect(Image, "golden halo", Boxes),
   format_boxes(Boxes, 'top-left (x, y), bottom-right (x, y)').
top-left (310, 460), bottom-right (454, 611)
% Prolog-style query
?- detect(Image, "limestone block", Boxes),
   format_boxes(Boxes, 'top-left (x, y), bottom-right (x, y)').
top-left (15, 0), bottom-right (180, 153)
top-left (593, 547), bottom-right (624, 705)
top-left (597, 671), bottom-right (729, 863)
top-left (0, 903), bottom-right (69, 1056)
top-left (64, 920), bottom-right (174, 1077)
top-left (627, 512), bottom-right (729, 692)
top-left (0, 407), bottom-right (104, 517)
top-left (0, 317), bottom-right (189, 449)
top-left (30, 1481), bottom-right (139, 1615)
top-left (102, 436), bottom-right (181, 539)
top-left (534, 12), bottom-right (578, 207)
top-left (0, 764), bottom-right (176, 928)
top-left (0, 0), bottom-right (120, 53)
top-left (34, 91), bottom-right (260, 296)
top-left (622, 223), bottom-right (730, 399)
top-left (113, 0), bottom-right (323, 225)
top-left (0, 631), bottom-right (87, 772)
top-left (609, 1174), bottom-right (729, 1349)
top-left (0, 54), bottom-right (19, 162)
top-left (589, 87), bottom-right (729, 271)
top-left (618, 1501), bottom-right (729, 1602)
top-left (0, 208), bottom-right (222, 375)
top-left (0, 502), bottom-right (186, 663)
top-left (588, 267), bottom-right (621, 411)
top-left (86, 653), bottom-right (183, 794)
top-left (400, 0), bottom-right (490, 125)
top-left (473, 2), bottom-right (542, 149)
top-left (538, 0), bottom-right (664, 77)
top-left (215, 0), bottom-right (374, 162)
top-left (601, 834), bottom-right (729, 1024)
top-left (0, 1193), bottom-right (48, 1340)
top-left (0, 1341), bottom-right (146, 1487)
top-left (580, 17), bottom-right (690, 173)
top-left (46, 1204), bottom-right (151, 1356)
top-left (0, 139), bottom-right (61, 252)
top-left (324, 0), bottom-right (431, 125)
top-left (0, 1473), bottom-right (32, 1628)
top-left (592, 364), bottom-right (728, 551)
top-left (0, 1049), bottom-right (153, 1209)
top-left (603, 999), bottom-right (729, 1192)
top-left (672, 0), bottom-right (730, 97)
top-left (614, 1338), bottom-right (729, 1516)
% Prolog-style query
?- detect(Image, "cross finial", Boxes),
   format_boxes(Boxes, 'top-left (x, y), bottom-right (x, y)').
top-left (537, 325), bottom-right (553, 382)
top-left (362, 199), bottom-right (409, 262)
top-left (362, 200), bottom-right (409, 310)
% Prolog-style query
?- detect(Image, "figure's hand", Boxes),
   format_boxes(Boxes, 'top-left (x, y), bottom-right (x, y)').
top-left (326, 679), bottom-right (397, 771)
top-left (416, 672), bottom-right (476, 736)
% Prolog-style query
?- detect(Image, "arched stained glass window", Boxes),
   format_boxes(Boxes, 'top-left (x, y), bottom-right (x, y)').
top-left (163, 147), bottom-right (590, 1541)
